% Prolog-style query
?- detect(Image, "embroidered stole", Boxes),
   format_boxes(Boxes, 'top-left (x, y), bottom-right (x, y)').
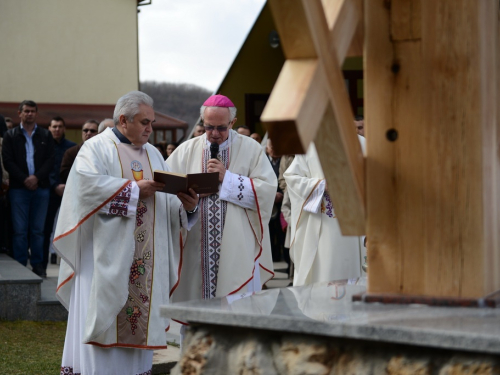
top-left (320, 191), bottom-right (335, 219)
top-left (115, 143), bottom-right (155, 346)
top-left (200, 147), bottom-right (229, 299)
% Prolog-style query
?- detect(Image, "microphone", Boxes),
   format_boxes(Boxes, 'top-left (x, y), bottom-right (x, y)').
top-left (210, 142), bottom-right (219, 160)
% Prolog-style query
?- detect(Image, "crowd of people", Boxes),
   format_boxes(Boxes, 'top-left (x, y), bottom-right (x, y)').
top-left (0, 93), bottom-right (366, 374)
top-left (0, 103), bottom-right (113, 277)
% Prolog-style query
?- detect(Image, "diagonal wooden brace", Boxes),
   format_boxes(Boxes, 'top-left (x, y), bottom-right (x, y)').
top-left (263, 0), bottom-right (366, 234)
top-left (302, 0), bottom-right (366, 233)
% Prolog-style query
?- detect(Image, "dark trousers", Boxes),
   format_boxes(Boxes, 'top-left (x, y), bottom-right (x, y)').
top-left (283, 247), bottom-right (290, 274)
top-left (269, 216), bottom-right (286, 262)
top-left (9, 188), bottom-right (50, 267)
top-left (0, 195), bottom-right (12, 254)
top-left (43, 193), bottom-right (61, 270)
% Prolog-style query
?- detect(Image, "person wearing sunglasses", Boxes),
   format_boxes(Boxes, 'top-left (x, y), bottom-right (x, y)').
top-left (166, 94), bottom-right (276, 317)
top-left (59, 120), bottom-right (99, 184)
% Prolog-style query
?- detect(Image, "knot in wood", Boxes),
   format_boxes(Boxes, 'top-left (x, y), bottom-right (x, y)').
top-left (386, 129), bottom-right (398, 142)
top-left (391, 63), bottom-right (400, 74)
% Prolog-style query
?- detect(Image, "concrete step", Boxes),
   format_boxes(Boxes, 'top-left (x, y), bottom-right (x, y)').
top-left (37, 275), bottom-right (68, 321)
top-left (0, 253), bottom-right (67, 321)
top-left (266, 261), bottom-right (292, 289)
top-left (0, 253), bottom-right (42, 320)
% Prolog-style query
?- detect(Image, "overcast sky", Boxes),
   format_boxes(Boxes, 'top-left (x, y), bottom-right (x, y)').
top-left (138, 0), bottom-right (266, 92)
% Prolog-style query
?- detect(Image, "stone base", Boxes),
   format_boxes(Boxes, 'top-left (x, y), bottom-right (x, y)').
top-left (0, 253), bottom-right (68, 321)
top-left (172, 324), bottom-right (500, 375)
top-left (0, 254), bottom-right (42, 320)
top-left (0, 282), bottom-right (40, 320)
top-left (37, 300), bottom-right (68, 321)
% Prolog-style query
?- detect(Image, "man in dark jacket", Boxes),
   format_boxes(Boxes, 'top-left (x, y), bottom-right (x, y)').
top-left (60, 120), bottom-right (98, 183)
top-left (266, 138), bottom-right (285, 262)
top-left (43, 116), bottom-right (76, 271)
top-left (1, 100), bottom-right (55, 276)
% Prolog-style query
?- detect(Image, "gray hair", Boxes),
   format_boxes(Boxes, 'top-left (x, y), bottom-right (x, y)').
top-left (113, 91), bottom-right (154, 126)
top-left (98, 118), bottom-right (114, 133)
top-left (200, 105), bottom-right (237, 122)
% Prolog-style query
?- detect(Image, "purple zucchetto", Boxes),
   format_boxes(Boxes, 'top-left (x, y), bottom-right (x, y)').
top-left (203, 94), bottom-right (235, 108)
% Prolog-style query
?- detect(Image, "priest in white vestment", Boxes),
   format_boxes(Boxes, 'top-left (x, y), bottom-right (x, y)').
top-left (54, 91), bottom-right (199, 375)
top-left (166, 95), bottom-right (276, 311)
top-left (284, 139), bottom-right (366, 287)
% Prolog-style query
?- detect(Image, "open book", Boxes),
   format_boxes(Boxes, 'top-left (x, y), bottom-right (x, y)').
top-left (153, 170), bottom-right (219, 195)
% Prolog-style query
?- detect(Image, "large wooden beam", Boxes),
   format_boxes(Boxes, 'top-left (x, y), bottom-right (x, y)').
top-left (366, 0), bottom-right (500, 298)
top-left (483, 0), bottom-right (500, 294)
top-left (364, 0), bottom-right (400, 293)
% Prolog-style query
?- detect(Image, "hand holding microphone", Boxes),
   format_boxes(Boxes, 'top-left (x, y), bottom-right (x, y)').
top-left (208, 142), bottom-right (225, 183)
top-left (210, 142), bottom-right (219, 160)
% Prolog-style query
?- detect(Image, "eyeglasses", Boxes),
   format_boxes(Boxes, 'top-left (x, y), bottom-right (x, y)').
top-left (204, 124), bottom-right (229, 132)
top-left (83, 129), bottom-right (97, 133)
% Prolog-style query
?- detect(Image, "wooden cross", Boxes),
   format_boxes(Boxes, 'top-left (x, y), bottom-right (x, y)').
top-left (263, 0), bottom-right (500, 300)
top-left (261, 0), bottom-right (365, 235)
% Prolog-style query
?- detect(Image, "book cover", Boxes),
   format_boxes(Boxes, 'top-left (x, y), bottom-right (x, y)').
top-left (153, 170), bottom-right (219, 195)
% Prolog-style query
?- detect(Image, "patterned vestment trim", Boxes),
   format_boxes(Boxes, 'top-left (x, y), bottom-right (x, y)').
top-left (60, 367), bottom-right (80, 375)
top-left (53, 180), bottom-right (132, 243)
top-left (114, 146), bottom-right (155, 346)
top-left (108, 182), bottom-right (132, 216)
top-left (321, 191), bottom-right (335, 218)
top-left (201, 147), bottom-right (228, 299)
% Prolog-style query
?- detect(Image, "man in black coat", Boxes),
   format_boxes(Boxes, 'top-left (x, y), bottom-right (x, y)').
top-left (1, 100), bottom-right (55, 276)
top-left (43, 116), bottom-right (76, 271)
top-left (266, 139), bottom-right (285, 262)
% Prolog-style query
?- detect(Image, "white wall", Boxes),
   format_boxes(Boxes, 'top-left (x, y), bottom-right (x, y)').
top-left (0, 0), bottom-right (139, 104)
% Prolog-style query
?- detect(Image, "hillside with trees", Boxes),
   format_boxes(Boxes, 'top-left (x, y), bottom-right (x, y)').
top-left (140, 81), bottom-right (212, 128)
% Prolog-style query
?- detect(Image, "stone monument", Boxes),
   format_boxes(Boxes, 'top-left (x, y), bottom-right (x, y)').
top-left (162, 1), bottom-right (500, 373)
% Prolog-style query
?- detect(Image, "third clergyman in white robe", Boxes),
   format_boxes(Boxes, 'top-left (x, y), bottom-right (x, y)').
top-left (284, 140), bottom-right (366, 286)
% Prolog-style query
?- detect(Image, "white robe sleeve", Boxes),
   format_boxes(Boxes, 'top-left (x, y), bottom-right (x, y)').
top-left (179, 205), bottom-right (199, 230)
top-left (97, 180), bottom-right (139, 217)
top-left (303, 180), bottom-right (325, 214)
top-left (219, 169), bottom-right (256, 210)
